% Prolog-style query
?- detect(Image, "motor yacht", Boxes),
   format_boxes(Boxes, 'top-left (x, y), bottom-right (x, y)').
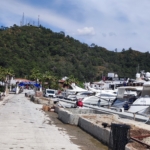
top-left (111, 86), bottom-right (143, 111)
top-left (79, 89), bottom-right (117, 106)
top-left (128, 82), bottom-right (150, 114)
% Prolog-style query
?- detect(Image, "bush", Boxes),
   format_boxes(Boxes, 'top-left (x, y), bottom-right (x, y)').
top-left (0, 86), bottom-right (5, 92)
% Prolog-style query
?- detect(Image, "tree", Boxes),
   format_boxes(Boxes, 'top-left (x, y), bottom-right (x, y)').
top-left (69, 75), bottom-right (79, 85)
top-left (122, 48), bottom-right (125, 52)
top-left (90, 43), bottom-right (96, 47)
top-left (42, 71), bottom-right (58, 89)
top-left (30, 68), bottom-right (42, 82)
top-left (0, 67), bottom-right (14, 93)
top-left (63, 75), bottom-right (79, 89)
top-left (0, 67), bottom-right (6, 82)
top-left (59, 31), bottom-right (65, 36)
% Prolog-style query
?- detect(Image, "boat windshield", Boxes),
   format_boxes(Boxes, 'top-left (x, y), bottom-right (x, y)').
top-left (47, 90), bottom-right (55, 94)
top-left (112, 95), bottom-right (137, 108)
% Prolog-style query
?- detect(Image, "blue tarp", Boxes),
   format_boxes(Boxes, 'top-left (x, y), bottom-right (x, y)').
top-left (18, 82), bottom-right (41, 87)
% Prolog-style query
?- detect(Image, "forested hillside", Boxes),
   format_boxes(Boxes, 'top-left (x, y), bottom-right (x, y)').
top-left (0, 25), bottom-right (150, 82)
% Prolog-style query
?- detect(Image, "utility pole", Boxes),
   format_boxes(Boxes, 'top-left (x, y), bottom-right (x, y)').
top-left (22, 12), bottom-right (24, 26)
top-left (38, 15), bottom-right (40, 27)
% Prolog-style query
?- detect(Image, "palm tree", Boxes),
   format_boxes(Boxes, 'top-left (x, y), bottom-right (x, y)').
top-left (5, 68), bottom-right (14, 81)
top-left (42, 71), bottom-right (58, 89)
top-left (0, 67), bottom-right (6, 82)
top-left (63, 75), bottom-right (79, 89)
top-left (0, 67), bottom-right (14, 94)
top-left (63, 78), bottom-right (71, 89)
top-left (69, 75), bottom-right (79, 85)
top-left (5, 68), bottom-right (15, 92)
top-left (30, 68), bottom-right (42, 81)
top-left (29, 68), bottom-right (42, 91)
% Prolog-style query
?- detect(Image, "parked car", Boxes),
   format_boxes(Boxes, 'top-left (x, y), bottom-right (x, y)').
top-left (44, 89), bottom-right (57, 98)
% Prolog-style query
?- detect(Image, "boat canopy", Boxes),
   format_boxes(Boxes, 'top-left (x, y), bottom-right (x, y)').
top-left (141, 81), bottom-right (150, 97)
top-left (18, 81), bottom-right (40, 87)
top-left (117, 86), bottom-right (143, 98)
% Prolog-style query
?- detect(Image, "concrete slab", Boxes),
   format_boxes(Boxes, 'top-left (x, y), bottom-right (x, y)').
top-left (0, 92), bottom-right (80, 150)
top-left (57, 107), bottom-right (101, 125)
top-left (78, 116), bottom-right (110, 145)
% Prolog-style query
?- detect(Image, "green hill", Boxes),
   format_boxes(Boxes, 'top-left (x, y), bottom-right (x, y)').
top-left (0, 24), bottom-right (150, 81)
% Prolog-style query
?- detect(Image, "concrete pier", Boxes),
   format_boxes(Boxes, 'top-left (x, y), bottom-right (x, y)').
top-left (0, 92), bottom-right (80, 150)
top-left (58, 107), bottom-right (99, 125)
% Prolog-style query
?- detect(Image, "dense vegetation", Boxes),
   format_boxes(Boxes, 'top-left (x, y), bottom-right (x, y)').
top-left (0, 24), bottom-right (150, 82)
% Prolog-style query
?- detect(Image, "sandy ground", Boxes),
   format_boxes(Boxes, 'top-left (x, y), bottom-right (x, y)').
top-left (0, 92), bottom-right (108, 150)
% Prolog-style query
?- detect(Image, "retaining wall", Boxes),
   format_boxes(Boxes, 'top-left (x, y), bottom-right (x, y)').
top-left (57, 107), bottom-right (102, 125)
top-left (55, 106), bottom-right (137, 150)
top-left (58, 108), bottom-right (79, 125)
top-left (78, 117), bottom-right (110, 145)
top-left (54, 105), bottom-right (62, 113)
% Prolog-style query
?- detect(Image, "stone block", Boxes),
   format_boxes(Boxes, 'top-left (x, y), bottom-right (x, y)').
top-left (36, 91), bottom-right (43, 97)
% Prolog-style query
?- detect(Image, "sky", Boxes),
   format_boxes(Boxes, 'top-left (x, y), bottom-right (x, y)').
top-left (0, 0), bottom-right (150, 53)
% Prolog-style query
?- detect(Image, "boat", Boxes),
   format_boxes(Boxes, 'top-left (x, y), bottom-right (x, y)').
top-left (62, 83), bottom-right (89, 100)
top-left (128, 82), bottom-right (150, 114)
top-left (84, 72), bottom-right (129, 91)
top-left (78, 89), bottom-right (117, 106)
top-left (111, 86), bottom-right (143, 111)
top-left (65, 91), bottom-right (94, 101)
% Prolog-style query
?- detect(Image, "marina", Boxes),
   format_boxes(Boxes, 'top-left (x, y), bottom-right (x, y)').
top-left (1, 2), bottom-right (150, 149)
top-left (1, 72), bottom-right (150, 150)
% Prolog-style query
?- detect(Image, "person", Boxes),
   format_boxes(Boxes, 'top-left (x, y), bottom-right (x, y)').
top-left (98, 99), bottom-right (101, 107)
top-left (76, 99), bottom-right (83, 107)
top-left (123, 81), bottom-right (127, 86)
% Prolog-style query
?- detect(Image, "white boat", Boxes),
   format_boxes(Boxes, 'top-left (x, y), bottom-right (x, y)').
top-left (80, 89), bottom-right (117, 106)
top-left (111, 86), bottom-right (143, 110)
top-left (62, 83), bottom-right (89, 100)
top-left (65, 91), bottom-right (94, 101)
top-left (85, 82), bottom-right (117, 93)
top-left (84, 72), bottom-right (129, 90)
top-left (128, 82), bottom-right (150, 114)
top-left (81, 96), bottom-right (100, 105)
